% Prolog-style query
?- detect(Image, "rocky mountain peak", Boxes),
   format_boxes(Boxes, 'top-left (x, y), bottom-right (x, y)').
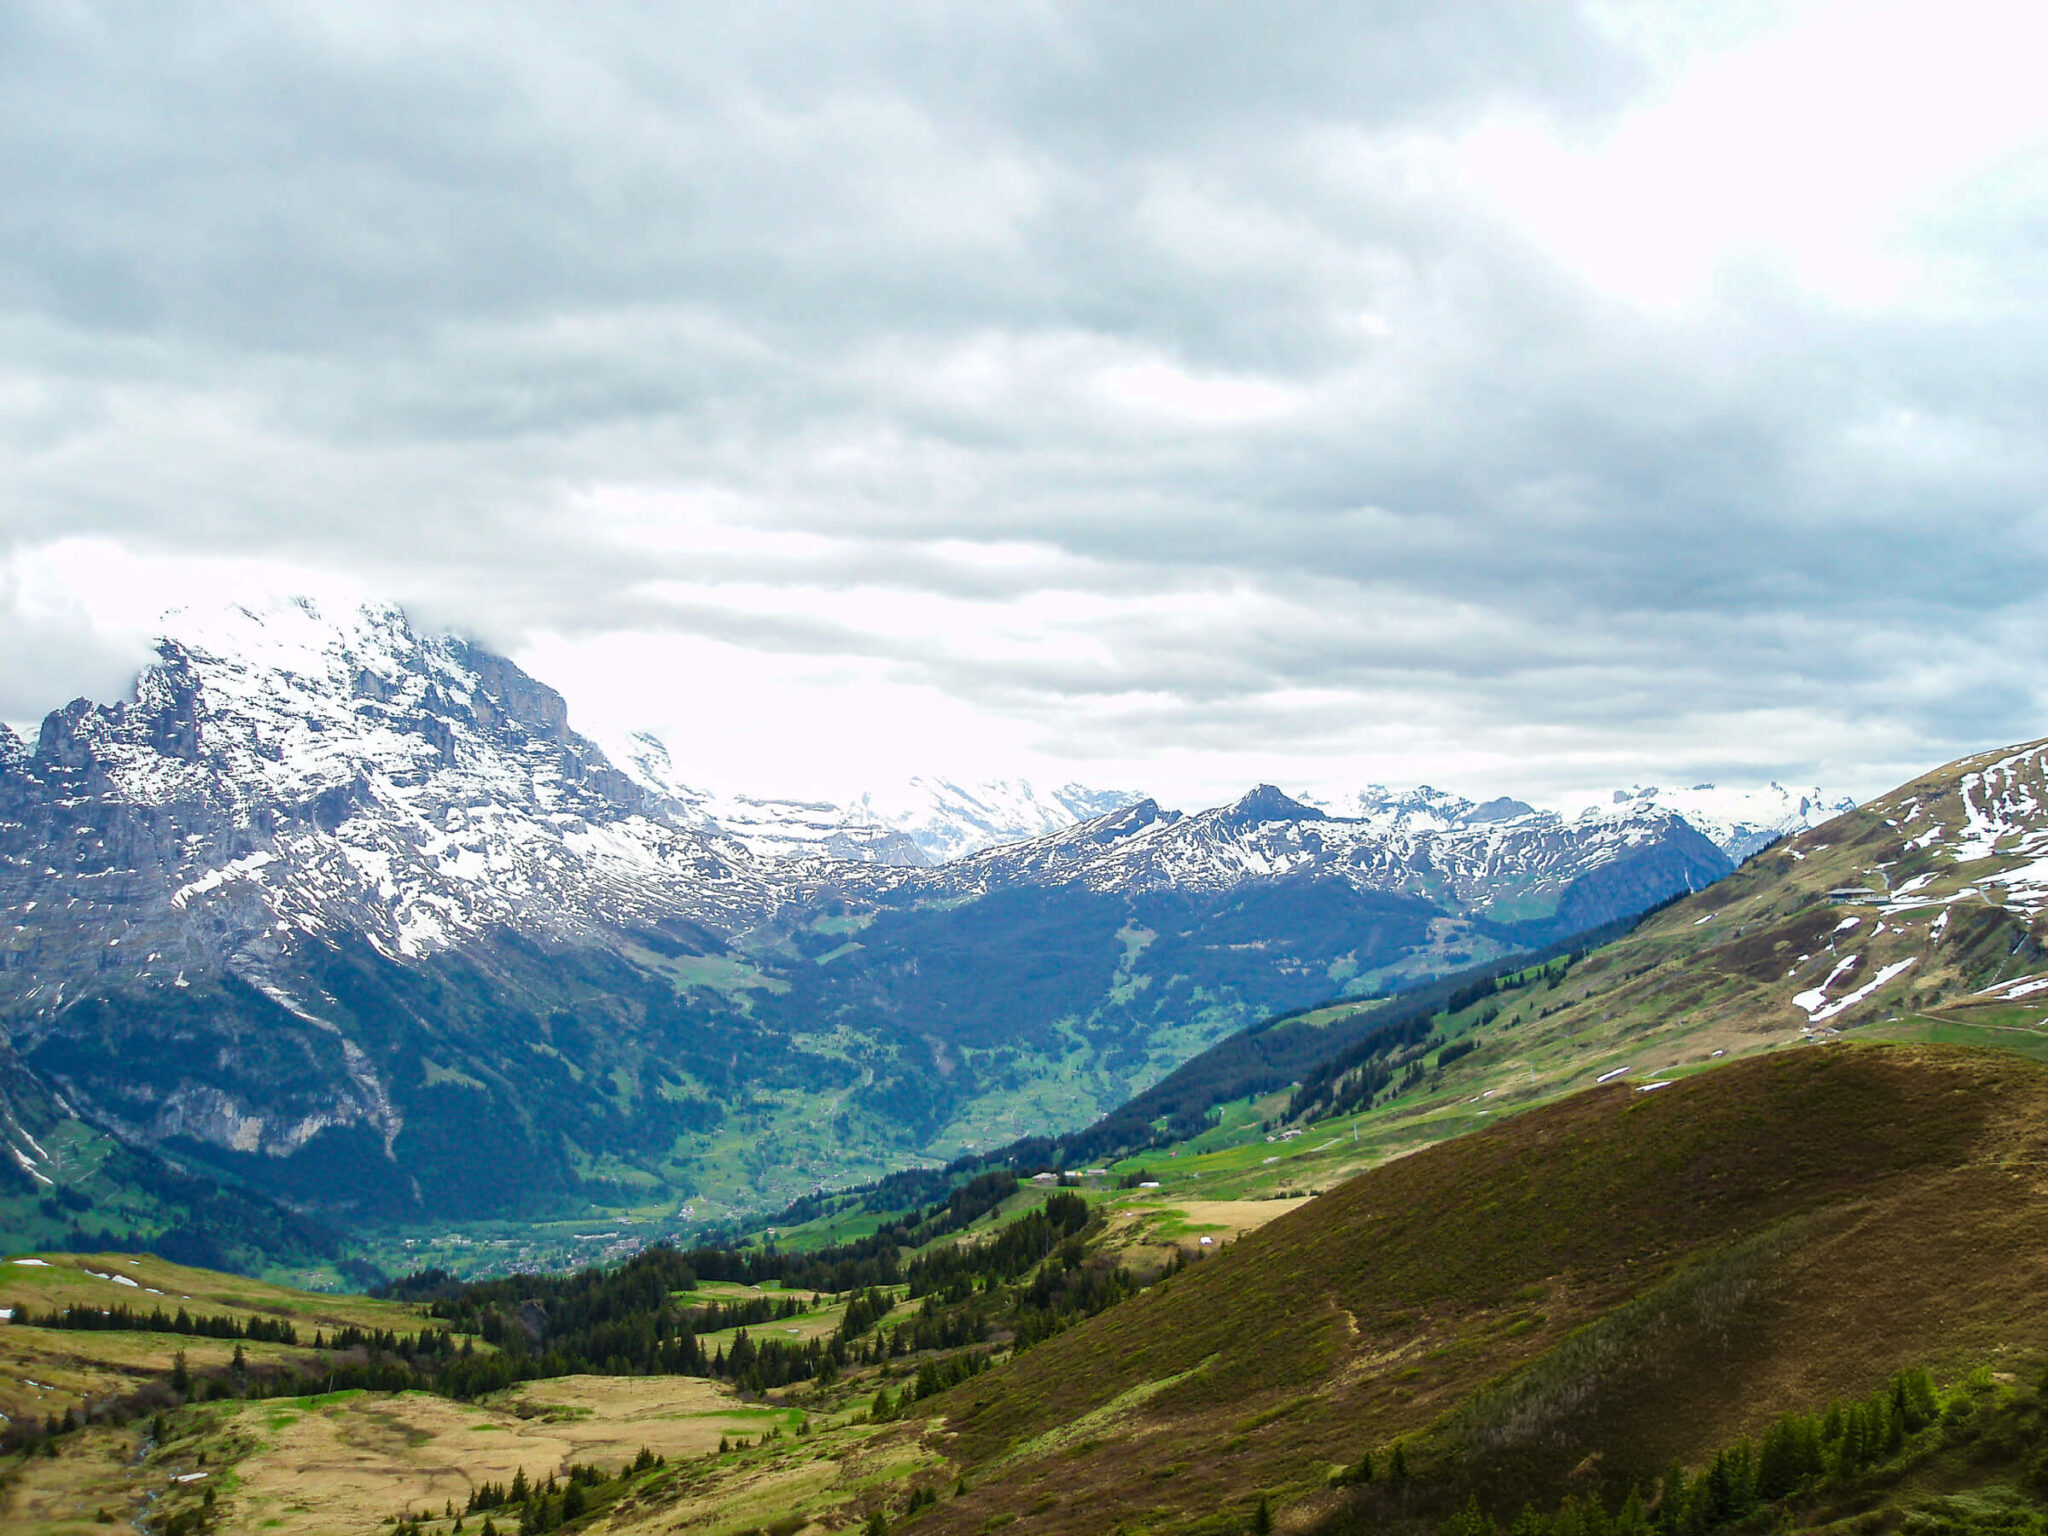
top-left (1221, 784), bottom-right (1327, 826)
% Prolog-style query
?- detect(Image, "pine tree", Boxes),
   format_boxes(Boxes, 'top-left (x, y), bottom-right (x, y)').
top-left (1252, 1493), bottom-right (1272, 1534)
top-left (171, 1350), bottom-right (191, 1395)
top-left (1897, 1367), bottom-right (1939, 1430)
top-left (1445, 1495), bottom-right (1497, 1536)
top-left (1655, 1464), bottom-right (1688, 1532)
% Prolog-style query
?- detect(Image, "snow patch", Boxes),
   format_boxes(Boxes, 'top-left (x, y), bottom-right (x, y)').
top-left (1800, 958), bottom-right (1918, 1022)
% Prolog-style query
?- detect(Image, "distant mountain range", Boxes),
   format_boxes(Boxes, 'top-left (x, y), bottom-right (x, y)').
top-left (599, 731), bottom-right (1848, 875)
top-left (601, 731), bottom-right (1140, 867)
top-left (0, 598), bottom-right (1858, 1250)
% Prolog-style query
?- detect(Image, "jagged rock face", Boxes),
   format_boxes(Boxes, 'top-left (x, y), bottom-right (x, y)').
top-left (0, 599), bottom-right (776, 1016)
top-left (0, 600), bottom-right (788, 1178)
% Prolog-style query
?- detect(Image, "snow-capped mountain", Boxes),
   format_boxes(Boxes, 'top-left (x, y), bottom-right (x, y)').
top-left (1602, 782), bottom-right (1856, 863)
top-left (1316, 785), bottom-right (1537, 834)
top-left (845, 779), bottom-right (1143, 863)
top-left (0, 598), bottom-right (777, 1024)
top-left (897, 783), bottom-right (1734, 928)
top-left (0, 594), bottom-right (1871, 1238)
top-left (604, 730), bottom-right (1142, 867)
top-left (1312, 781), bottom-right (1849, 863)
top-left (604, 732), bottom-right (932, 867)
top-left (0, 597), bottom-right (1844, 1036)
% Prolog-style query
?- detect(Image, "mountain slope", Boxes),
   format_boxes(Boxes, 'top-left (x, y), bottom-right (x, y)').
top-left (917, 1044), bottom-right (2048, 1536)
top-left (1009, 736), bottom-right (2048, 1226)
top-left (1333, 735), bottom-right (2048, 1116)
top-left (896, 784), bottom-right (1735, 932)
top-left (0, 598), bottom-right (1802, 1242)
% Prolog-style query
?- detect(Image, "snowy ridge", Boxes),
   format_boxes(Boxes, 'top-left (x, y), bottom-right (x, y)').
top-left (843, 779), bottom-right (1142, 864)
top-left (0, 598), bottom-right (782, 1021)
top-left (877, 783), bottom-right (1734, 922)
top-left (603, 729), bottom-right (1142, 867)
top-left (1315, 785), bottom-right (1536, 836)
top-left (1312, 780), bottom-right (1851, 864)
top-left (604, 732), bottom-right (932, 867)
top-left (1604, 782), bottom-right (1856, 863)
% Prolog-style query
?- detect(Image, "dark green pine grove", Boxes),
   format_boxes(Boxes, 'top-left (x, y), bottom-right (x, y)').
top-left (0, 1184), bottom-right (1136, 1454)
top-left (1328, 1366), bottom-right (2024, 1536)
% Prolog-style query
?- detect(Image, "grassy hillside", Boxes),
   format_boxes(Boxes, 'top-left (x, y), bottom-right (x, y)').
top-left (911, 1044), bottom-right (2048, 1535)
top-left (0, 1250), bottom-right (452, 1432)
top-left (14, 1045), bottom-right (2048, 1536)
top-left (1062, 738), bottom-right (2048, 1219)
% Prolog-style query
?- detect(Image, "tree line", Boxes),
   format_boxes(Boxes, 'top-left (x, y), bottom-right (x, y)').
top-left (1363, 1365), bottom-right (1981, 1536)
top-left (17, 1302), bottom-right (303, 1344)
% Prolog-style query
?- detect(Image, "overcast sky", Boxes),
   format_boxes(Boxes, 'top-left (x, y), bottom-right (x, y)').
top-left (6, 2), bottom-right (2048, 810)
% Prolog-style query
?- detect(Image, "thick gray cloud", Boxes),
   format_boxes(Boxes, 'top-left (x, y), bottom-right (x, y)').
top-left (3, 1), bottom-right (2045, 802)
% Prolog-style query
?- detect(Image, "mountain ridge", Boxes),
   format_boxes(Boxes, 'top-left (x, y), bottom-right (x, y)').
top-left (0, 597), bottom-right (1861, 1247)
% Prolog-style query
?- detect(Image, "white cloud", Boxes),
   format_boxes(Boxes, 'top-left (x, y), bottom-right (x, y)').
top-left (1461, 0), bottom-right (2048, 310)
top-left (3, 2), bottom-right (2047, 812)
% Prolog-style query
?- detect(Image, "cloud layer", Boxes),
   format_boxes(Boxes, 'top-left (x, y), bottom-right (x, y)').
top-left (5, 2), bottom-right (2048, 806)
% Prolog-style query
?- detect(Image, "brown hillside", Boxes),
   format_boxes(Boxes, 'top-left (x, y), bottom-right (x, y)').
top-left (921, 1044), bottom-right (2048, 1536)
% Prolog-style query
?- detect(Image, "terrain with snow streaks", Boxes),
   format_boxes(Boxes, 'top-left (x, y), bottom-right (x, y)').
top-left (0, 599), bottom-right (1842, 1240)
top-left (1, 599), bottom-right (781, 1015)
top-left (603, 730), bottom-right (1138, 868)
top-left (899, 783), bottom-right (1735, 931)
top-left (1287, 735), bottom-right (2048, 1140)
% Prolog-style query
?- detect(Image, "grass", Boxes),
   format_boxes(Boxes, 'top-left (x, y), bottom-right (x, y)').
top-left (0, 1360), bottom-right (927, 1536)
top-left (16, 1046), bottom-right (2048, 1536)
top-left (899, 1045), bottom-right (2048, 1536)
